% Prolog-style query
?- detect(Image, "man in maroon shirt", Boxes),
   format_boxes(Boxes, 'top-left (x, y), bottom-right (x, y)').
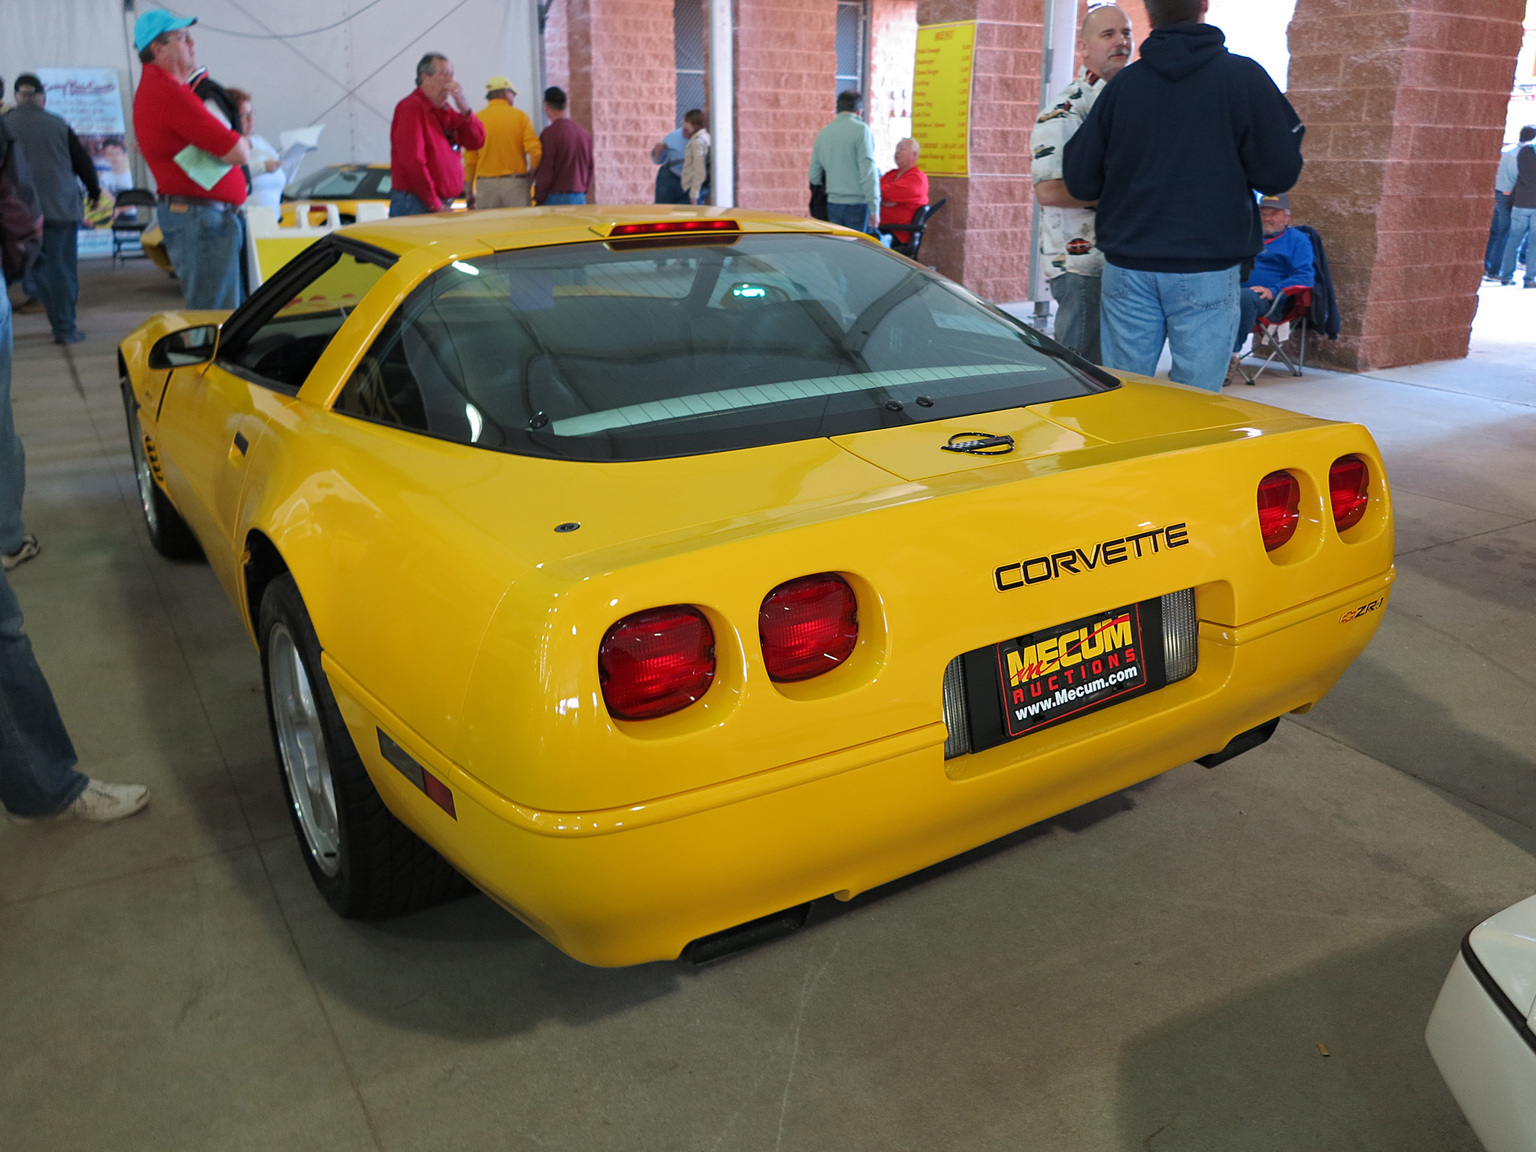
top-left (878, 138), bottom-right (929, 249)
top-left (131, 11), bottom-right (251, 309)
top-left (389, 54), bottom-right (485, 217)
top-left (533, 87), bottom-right (593, 206)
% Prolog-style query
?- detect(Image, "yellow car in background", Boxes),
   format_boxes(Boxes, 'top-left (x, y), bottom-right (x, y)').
top-left (117, 207), bottom-right (1394, 966)
top-left (139, 163), bottom-right (465, 273)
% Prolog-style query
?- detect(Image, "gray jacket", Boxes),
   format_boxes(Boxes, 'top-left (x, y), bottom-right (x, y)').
top-left (3, 104), bottom-right (100, 224)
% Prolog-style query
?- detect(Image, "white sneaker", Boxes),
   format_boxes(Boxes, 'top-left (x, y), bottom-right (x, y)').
top-left (8, 779), bottom-right (150, 824)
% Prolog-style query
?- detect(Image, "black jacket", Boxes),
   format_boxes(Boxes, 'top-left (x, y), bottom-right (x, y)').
top-left (1062, 23), bottom-right (1304, 273)
top-left (1295, 225), bottom-right (1340, 340)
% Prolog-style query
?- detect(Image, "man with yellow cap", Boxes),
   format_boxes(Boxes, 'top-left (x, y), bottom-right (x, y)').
top-left (465, 76), bottom-right (541, 210)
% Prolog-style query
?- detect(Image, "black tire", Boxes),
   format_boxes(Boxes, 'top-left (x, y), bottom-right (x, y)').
top-left (258, 573), bottom-right (467, 918)
top-left (121, 378), bottom-right (203, 561)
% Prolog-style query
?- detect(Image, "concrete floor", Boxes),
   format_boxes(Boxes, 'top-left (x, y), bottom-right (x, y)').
top-left (2, 264), bottom-right (1533, 1151)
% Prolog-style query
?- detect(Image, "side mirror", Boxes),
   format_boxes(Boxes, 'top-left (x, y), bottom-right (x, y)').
top-left (148, 324), bottom-right (219, 369)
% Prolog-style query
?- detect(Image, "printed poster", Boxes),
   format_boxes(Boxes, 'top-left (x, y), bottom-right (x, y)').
top-left (912, 22), bottom-right (975, 178)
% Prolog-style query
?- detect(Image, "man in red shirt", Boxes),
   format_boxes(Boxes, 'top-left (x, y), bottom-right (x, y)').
top-left (878, 138), bottom-right (929, 249)
top-left (389, 54), bottom-right (485, 217)
top-left (131, 11), bottom-right (251, 309)
top-left (533, 87), bottom-right (593, 206)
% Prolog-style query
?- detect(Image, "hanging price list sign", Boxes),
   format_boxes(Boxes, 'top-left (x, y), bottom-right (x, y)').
top-left (912, 21), bottom-right (976, 177)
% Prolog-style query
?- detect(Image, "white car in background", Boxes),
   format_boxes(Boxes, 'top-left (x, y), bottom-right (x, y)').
top-left (1427, 895), bottom-right (1536, 1151)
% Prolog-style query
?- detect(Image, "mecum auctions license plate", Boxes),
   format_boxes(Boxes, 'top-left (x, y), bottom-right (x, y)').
top-left (995, 603), bottom-right (1150, 738)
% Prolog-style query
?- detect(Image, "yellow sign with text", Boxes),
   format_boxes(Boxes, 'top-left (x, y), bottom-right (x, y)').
top-left (912, 21), bottom-right (976, 177)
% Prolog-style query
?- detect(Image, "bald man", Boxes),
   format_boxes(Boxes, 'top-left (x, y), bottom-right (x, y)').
top-left (1031, 4), bottom-right (1133, 363)
top-left (878, 137), bottom-right (928, 249)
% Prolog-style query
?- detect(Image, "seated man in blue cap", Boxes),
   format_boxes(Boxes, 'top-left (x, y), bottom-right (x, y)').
top-left (1228, 193), bottom-right (1315, 382)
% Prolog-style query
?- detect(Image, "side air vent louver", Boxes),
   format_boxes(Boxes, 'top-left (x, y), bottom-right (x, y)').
top-left (941, 655), bottom-right (970, 759)
top-left (1161, 587), bottom-right (1199, 684)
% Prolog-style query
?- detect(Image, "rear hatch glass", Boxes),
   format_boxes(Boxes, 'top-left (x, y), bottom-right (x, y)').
top-left (334, 233), bottom-right (1113, 461)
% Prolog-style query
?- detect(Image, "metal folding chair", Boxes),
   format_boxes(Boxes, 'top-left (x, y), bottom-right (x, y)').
top-left (1237, 285), bottom-right (1312, 384)
top-left (111, 189), bottom-right (157, 264)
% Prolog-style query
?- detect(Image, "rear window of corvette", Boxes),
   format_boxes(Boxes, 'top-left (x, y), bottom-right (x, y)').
top-left (333, 233), bottom-right (1112, 461)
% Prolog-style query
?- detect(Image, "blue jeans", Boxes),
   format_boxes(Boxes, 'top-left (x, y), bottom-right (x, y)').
top-left (157, 199), bottom-right (246, 310)
top-left (1499, 207), bottom-right (1536, 285)
top-left (1485, 194), bottom-right (1513, 276)
top-left (1048, 272), bottom-right (1102, 363)
top-left (1235, 287), bottom-right (1291, 352)
top-left (0, 292), bottom-right (25, 556)
top-left (543, 191), bottom-right (587, 205)
top-left (827, 201), bottom-right (875, 236)
top-left (1101, 263), bottom-right (1242, 393)
top-left (34, 221), bottom-right (80, 341)
top-left (389, 190), bottom-right (432, 217)
top-left (0, 565), bottom-right (87, 816)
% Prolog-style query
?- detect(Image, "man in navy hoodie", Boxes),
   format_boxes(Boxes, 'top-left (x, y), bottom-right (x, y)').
top-left (1062, 0), bottom-right (1304, 392)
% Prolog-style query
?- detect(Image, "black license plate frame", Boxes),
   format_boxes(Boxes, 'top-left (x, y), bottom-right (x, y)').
top-left (959, 595), bottom-right (1173, 753)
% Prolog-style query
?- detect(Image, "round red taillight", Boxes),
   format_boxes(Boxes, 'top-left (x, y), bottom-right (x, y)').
top-left (1257, 470), bottom-right (1301, 552)
top-left (598, 606), bottom-right (715, 720)
top-left (759, 573), bottom-right (858, 682)
top-left (1329, 454), bottom-right (1370, 533)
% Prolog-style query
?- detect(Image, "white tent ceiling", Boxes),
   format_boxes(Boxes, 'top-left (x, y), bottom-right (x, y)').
top-left (0, 0), bottom-right (541, 182)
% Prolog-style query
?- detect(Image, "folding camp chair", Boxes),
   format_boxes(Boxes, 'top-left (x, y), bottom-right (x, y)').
top-left (1236, 284), bottom-right (1312, 385)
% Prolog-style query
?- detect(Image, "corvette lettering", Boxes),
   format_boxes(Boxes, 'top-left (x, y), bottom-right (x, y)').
top-left (994, 523), bottom-right (1190, 592)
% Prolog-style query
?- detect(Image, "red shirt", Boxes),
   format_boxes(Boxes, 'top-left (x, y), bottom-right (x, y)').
top-left (132, 62), bottom-right (245, 205)
top-left (879, 166), bottom-right (930, 238)
top-left (533, 117), bottom-right (594, 204)
top-left (389, 89), bottom-right (486, 211)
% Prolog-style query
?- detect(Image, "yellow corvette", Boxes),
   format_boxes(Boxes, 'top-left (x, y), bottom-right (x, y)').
top-left (118, 207), bottom-right (1393, 966)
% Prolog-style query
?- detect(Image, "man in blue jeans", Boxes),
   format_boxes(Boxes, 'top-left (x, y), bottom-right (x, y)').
top-left (0, 295), bottom-right (149, 823)
top-left (130, 11), bottom-right (251, 310)
top-left (808, 91), bottom-right (880, 237)
top-left (0, 137), bottom-right (40, 574)
top-left (1484, 128), bottom-right (1532, 280)
top-left (0, 564), bottom-right (151, 823)
top-left (4, 74), bottom-right (101, 344)
top-left (1498, 130), bottom-right (1536, 288)
top-left (1063, 0), bottom-right (1304, 392)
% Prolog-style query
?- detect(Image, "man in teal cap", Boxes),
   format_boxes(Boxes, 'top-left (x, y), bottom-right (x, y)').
top-left (131, 10), bottom-right (251, 309)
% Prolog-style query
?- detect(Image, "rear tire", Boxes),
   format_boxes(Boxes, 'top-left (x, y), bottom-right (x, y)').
top-left (258, 574), bottom-right (467, 918)
top-left (121, 379), bottom-right (203, 560)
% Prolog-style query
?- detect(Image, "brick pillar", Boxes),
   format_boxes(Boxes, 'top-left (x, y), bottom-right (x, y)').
top-left (544, 0), bottom-right (570, 93)
top-left (734, 0), bottom-right (839, 215)
top-left (1287, 0), bottom-right (1527, 370)
top-left (564, 0), bottom-right (675, 205)
top-left (868, 0), bottom-right (920, 172)
top-left (916, 0), bottom-right (1044, 302)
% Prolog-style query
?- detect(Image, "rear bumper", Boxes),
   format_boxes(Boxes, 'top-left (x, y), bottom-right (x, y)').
top-left (334, 568), bottom-right (1393, 966)
top-left (1427, 948), bottom-right (1536, 1152)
